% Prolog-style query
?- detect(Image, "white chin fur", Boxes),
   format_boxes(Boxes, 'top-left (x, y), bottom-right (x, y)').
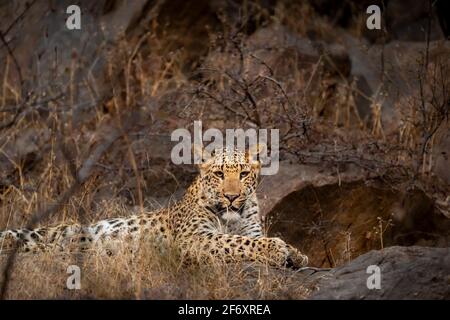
top-left (221, 210), bottom-right (241, 222)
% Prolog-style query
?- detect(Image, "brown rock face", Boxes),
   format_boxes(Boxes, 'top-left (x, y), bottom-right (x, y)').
top-left (267, 182), bottom-right (450, 268)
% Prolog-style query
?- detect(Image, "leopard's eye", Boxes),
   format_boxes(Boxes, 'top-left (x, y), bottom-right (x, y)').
top-left (240, 171), bottom-right (250, 179)
top-left (214, 171), bottom-right (224, 178)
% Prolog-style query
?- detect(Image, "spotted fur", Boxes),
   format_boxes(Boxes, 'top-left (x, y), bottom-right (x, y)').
top-left (0, 147), bottom-right (308, 268)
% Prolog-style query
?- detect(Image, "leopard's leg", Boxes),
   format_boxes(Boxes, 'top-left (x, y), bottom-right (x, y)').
top-left (0, 224), bottom-right (83, 253)
top-left (178, 231), bottom-right (308, 268)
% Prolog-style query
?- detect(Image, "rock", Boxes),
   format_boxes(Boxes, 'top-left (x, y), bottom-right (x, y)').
top-left (266, 177), bottom-right (450, 268)
top-left (0, 0), bottom-right (165, 126)
top-left (0, 127), bottom-right (51, 186)
top-left (202, 23), bottom-right (351, 89)
top-left (306, 0), bottom-right (447, 42)
top-left (338, 32), bottom-right (450, 132)
top-left (100, 0), bottom-right (150, 41)
top-left (384, 0), bottom-right (445, 42)
top-left (257, 160), bottom-right (369, 218)
top-left (247, 24), bottom-right (351, 78)
top-left (309, 246), bottom-right (450, 299)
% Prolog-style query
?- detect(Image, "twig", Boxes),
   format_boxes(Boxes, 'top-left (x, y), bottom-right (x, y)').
top-left (0, 31), bottom-right (23, 96)
top-left (1, 0), bottom-right (38, 38)
top-left (296, 266), bottom-right (332, 274)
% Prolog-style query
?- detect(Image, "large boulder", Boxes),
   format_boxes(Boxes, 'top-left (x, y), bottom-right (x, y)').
top-left (309, 246), bottom-right (450, 299)
top-left (265, 176), bottom-right (450, 267)
top-left (257, 160), bottom-right (369, 218)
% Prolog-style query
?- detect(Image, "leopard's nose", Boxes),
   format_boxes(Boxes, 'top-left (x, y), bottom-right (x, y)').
top-left (224, 193), bottom-right (239, 203)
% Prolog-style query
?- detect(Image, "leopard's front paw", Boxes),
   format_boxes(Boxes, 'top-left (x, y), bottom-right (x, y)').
top-left (285, 245), bottom-right (308, 268)
top-left (265, 238), bottom-right (308, 268)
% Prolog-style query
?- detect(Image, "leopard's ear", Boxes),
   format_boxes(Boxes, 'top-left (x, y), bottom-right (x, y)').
top-left (246, 143), bottom-right (266, 164)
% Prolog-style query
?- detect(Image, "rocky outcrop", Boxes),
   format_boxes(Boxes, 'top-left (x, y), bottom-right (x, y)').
top-left (308, 246), bottom-right (450, 300)
top-left (266, 178), bottom-right (450, 268)
top-left (257, 160), bottom-right (370, 218)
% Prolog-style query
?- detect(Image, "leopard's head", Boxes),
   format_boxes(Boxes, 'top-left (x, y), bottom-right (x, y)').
top-left (196, 145), bottom-right (265, 221)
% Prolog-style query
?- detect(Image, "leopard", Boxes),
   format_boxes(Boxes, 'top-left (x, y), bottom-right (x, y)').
top-left (0, 145), bottom-right (308, 269)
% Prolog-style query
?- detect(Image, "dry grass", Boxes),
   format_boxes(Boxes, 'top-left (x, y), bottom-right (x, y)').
top-left (0, 239), bottom-right (311, 299)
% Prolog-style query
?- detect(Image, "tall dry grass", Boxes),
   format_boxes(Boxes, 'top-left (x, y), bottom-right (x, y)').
top-left (0, 237), bottom-right (312, 299)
